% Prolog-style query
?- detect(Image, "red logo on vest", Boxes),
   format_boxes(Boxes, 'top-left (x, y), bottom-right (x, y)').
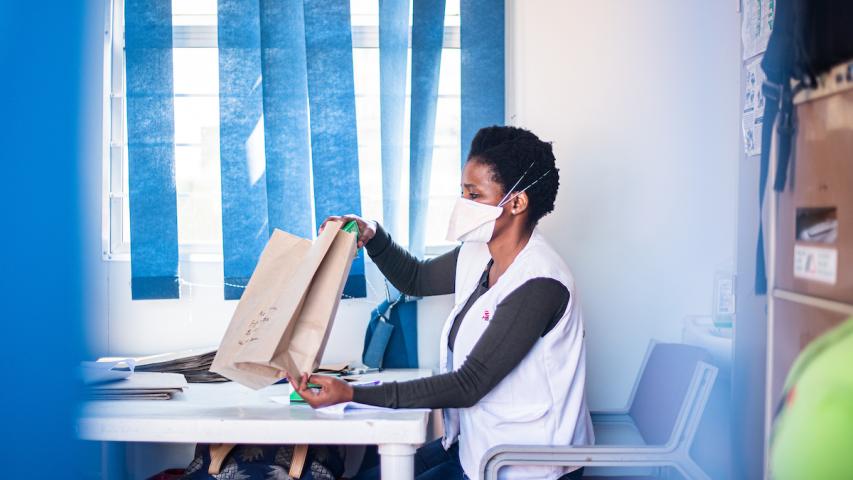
top-left (482, 309), bottom-right (491, 321)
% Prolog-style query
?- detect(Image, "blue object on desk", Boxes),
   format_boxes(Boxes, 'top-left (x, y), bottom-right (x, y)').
top-left (363, 286), bottom-right (419, 369)
top-left (363, 319), bottom-right (395, 369)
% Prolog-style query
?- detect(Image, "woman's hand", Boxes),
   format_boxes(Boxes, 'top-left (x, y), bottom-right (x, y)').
top-left (318, 214), bottom-right (376, 249)
top-left (288, 373), bottom-right (354, 409)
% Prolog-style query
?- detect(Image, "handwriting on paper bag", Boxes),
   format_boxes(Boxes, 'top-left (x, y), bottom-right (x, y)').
top-left (238, 306), bottom-right (277, 346)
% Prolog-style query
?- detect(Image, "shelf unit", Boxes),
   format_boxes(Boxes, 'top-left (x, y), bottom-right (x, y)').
top-left (763, 60), bottom-right (853, 473)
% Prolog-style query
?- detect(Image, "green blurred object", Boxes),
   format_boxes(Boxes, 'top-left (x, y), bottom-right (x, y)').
top-left (342, 220), bottom-right (359, 241)
top-left (771, 317), bottom-right (853, 480)
top-left (289, 383), bottom-right (321, 403)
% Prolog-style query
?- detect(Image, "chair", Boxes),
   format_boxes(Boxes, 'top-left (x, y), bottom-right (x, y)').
top-left (480, 342), bottom-right (718, 480)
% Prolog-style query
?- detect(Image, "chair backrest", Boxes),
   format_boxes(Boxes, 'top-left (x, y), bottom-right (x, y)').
top-left (628, 342), bottom-right (715, 446)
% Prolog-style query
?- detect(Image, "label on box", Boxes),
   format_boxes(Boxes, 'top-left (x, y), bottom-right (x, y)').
top-left (793, 244), bottom-right (838, 285)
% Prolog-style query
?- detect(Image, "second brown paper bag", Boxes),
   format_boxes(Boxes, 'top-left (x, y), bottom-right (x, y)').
top-left (210, 220), bottom-right (357, 389)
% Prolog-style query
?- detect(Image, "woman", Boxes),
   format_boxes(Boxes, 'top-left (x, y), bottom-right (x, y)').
top-left (292, 126), bottom-right (594, 480)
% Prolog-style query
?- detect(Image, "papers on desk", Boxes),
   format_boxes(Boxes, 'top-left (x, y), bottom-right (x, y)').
top-left (100, 347), bottom-right (228, 384)
top-left (267, 380), bottom-right (429, 416)
top-left (267, 394), bottom-right (395, 414)
top-left (317, 402), bottom-right (430, 415)
top-left (86, 372), bottom-right (188, 401)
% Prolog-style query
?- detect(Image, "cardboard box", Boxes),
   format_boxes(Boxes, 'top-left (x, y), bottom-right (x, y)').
top-left (769, 298), bottom-right (848, 409)
top-left (775, 86), bottom-right (853, 304)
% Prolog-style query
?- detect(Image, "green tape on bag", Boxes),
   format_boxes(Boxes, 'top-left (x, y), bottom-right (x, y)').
top-left (342, 220), bottom-right (359, 241)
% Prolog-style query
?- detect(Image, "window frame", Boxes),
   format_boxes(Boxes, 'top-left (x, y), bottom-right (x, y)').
top-left (102, 0), bottom-right (460, 261)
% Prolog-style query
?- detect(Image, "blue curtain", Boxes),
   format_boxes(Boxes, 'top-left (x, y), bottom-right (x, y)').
top-left (304, 0), bottom-right (366, 298)
top-left (217, 0), bottom-right (366, 299)
top-left (379, 0), bottom-right (410, 239)
top-left (127, 1), bottom-right (505, 302)
top-left (375, 0), bottom-right (420, 369)
top-left (125, 0), bottom-right (180, 300)
top-left (218, 0), bottom-right (270, 300)
top-left (409, 0), bottom-right (446, 258)
top-left (460, 0), bottom-right (505, 165)
top-left (215, 0), bottom-right (366, 299)
top-left (260, 0), bottom-right (313, 239)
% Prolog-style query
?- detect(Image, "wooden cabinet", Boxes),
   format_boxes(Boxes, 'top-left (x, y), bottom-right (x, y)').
top-left (764, 60), bottom-right (853, 472)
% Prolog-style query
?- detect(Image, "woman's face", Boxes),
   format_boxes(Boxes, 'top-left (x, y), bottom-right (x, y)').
top-left (460, 158), bottom-right (528, 241)
top-left (460, 158), bottom-right (505, 206)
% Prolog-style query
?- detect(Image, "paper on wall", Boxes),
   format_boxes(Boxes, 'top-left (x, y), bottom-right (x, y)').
top-left (744, 57), bottom-right (766, 117)
top-left (742, 57), bottom-right (766, 156)
top-left (742, 111), bottom-right (764, 157)
top-left (742, 0), bottom-right (775, 60)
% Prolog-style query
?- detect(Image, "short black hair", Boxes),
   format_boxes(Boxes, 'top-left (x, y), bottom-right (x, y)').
top-left (467, 125), bottom-right (560, 226)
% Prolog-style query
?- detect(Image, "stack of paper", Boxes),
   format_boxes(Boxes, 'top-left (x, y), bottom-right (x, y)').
top-left (112, 347), bottom-right (228, 383)
top-left (86, 372), bottom-right (188, 401)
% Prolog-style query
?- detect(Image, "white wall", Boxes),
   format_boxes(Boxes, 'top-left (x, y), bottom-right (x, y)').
top-left (506, 0), bottom-right (741, 408)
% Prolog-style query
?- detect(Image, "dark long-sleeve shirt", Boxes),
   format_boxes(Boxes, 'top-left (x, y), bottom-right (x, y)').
top-left (352, 224), bottom-right (570, 409)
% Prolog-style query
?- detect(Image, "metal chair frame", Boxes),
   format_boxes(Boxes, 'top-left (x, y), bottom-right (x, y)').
top-left (480, 341), bottom-right (719, 480)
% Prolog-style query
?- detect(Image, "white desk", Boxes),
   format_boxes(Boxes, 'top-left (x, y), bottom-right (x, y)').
top-left (78, 369), bottom-right (433, 479)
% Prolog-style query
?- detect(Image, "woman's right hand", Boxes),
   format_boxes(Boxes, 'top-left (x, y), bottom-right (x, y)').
top-left (319, 214), bottom-right (377, 249)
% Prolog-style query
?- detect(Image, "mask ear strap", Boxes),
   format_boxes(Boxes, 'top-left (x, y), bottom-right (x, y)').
top-left (497, 162), bottom-right (537, 206)
top-left (498, 169), bottom-right (552, 207)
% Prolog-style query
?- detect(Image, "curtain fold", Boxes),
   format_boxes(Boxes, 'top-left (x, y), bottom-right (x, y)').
top-left (260, 0), bottom-right (313, 239)
top-left (409, 0), bottom-right (446, 258)
top-left (125, 0), bottom-right (180, 300)
top-left (218, 0), bottom-right (270, 300)
top-left (460, 0), bottom-right (505, 165)
top-left (304, 0), bottom-right (366, 298)
top-left (379, 0), bottom-right (410, 239)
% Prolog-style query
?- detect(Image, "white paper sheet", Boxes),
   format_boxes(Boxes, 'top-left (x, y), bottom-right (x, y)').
top-left (742, 56), bottom-right (766, 156)
top-left (741, 0), bottom-right (775, 60)
top-left (793, 245), bottom-right (838, 285)
top-left (91, 372), bottom-right (188, 391)
top-left (267, 396), bottom-right (396, 414)
top-left (742, 112), bottom-right (764, 157)
top-left (744, 57), bottom-right (766, 117)
top-left (81, 359), bottom-right (136, 385)
top-left (267, 381), bottom-right (429, 416)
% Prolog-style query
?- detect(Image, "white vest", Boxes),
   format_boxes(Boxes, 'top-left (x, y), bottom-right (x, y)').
top-left (439, 230), bottom-right (594, 480)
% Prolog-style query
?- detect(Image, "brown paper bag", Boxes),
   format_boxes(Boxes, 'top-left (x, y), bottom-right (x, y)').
top-left (210, 220), bottom-right (357, 389)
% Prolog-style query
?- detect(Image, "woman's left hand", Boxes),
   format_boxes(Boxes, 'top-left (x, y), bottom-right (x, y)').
top-left (288, 372), bottom-right (353, 409)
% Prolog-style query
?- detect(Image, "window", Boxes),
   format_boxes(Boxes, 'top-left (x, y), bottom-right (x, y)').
top-left (104, 0), bottom-right (461, 260)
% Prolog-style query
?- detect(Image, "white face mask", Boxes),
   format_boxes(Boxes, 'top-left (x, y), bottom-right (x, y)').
top-left (445, 197), bottom-right (503, 243)
top-left (445, 164), bottom-right (552, 243)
